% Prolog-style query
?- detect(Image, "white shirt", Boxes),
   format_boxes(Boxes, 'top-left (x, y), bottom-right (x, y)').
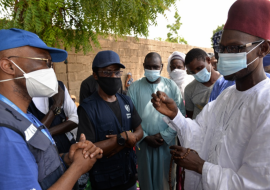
top-left (163, 78), bottom-right (270, 190)
top-left (32, 85), bottom-right (78, 124)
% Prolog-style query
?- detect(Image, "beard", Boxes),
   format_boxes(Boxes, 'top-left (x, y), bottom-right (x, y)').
top-left (224, 74), bottom-right (237, 81)
top-left (12, 76), bottom-right (31, 102)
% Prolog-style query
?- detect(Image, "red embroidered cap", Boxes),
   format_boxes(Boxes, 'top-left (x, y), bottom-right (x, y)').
top-left (224, 0), bottom-right (270, 40)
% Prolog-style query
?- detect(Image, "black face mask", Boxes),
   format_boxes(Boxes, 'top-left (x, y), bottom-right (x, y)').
top-left (97, 77), bottom-right (122, 95)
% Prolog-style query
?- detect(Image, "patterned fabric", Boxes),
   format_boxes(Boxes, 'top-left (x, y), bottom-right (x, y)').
top-left (212, 30), bottom-right (223, 52)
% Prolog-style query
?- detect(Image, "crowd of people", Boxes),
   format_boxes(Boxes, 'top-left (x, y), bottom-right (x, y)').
top-left (1, 0), bottom-right (270, 190)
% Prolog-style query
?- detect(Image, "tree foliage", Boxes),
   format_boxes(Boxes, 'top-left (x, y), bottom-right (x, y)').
top-left (0, 0), bottom-right (177, 54)
top-left (165, 12), bottom-right (187, 44)
top-left (211, 24), bottom-right (224, 47)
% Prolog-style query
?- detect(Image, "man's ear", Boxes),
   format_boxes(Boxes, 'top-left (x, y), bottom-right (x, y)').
top-left (259, 40), bottom-right (270, 58)
top-left (0, 59), bottom-right (16, 76)
top-left (160, 63), bottom-right (163, 73)
top-left (205, 56), bottom-right (211, 64)
top-left (93, 72), bottom-right (98, 80)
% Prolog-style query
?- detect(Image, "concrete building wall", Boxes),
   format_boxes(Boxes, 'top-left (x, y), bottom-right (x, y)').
top-left (54, 36), bottom-right (213, 101)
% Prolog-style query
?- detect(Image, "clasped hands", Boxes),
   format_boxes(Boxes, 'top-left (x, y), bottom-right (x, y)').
top-left (144, 133), bottom-right (164, 148)
top-left (63, 133), bottom-right (103, 174)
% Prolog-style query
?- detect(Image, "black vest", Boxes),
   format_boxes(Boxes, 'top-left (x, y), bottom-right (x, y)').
top-left (0, 100), bottom-right (65, 190)
top-left (80, 92), bottom-right (137, 190)
top-left (28, 81), bottom-right (75, 153)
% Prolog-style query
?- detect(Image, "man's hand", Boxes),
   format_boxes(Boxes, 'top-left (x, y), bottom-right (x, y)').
top-left (170, 145), bottom-right (205, 174)
top-left (65, 134), bottom-right (100, 166)
top-left (151, 91), bottom-right (178, 120)
top-left (106, 131), bottom-right (137, 148)
top-left (71, 147), bottom-right (103, 175)
top-left (144, 133), bottom-right (164, 148)
top-left (52, 85), bottom-right (64, 107)
top-left (105, 131), bottom-right (138, 157)
top-left (123, 131), bottom-right (137, 148)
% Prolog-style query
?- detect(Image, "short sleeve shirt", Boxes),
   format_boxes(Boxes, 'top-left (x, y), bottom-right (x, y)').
top-left (77, 99), bottom-right (142, 142)
top-left (184, 76), bottom-right (221, 119)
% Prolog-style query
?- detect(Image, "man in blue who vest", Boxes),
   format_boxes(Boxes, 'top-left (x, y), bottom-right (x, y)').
top-left (77, 50), bottom-right (143, 190)
top-left (0, 28), bottom-right (103, 190)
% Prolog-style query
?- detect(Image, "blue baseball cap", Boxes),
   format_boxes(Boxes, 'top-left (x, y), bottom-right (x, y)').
top-left (0, 28), bottom-right (67, 62)
top-left (92, 50), bottom-right (125, 69)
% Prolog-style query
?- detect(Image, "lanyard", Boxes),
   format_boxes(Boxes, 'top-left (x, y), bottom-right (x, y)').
top-left (0, 94), bottom-right (42, 126)
top-left (0, 94), bottom-right (54, 144)
top-left (0, 94), bottom-right (66, 168)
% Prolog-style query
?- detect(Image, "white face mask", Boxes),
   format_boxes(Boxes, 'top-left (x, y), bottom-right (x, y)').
top-left (169, 69), bottom-right (187, 80)
top-left (0, 59), bottom-right (58, 98)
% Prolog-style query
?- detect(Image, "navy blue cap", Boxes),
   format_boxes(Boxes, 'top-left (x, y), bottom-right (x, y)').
top-left (263, 54), bottom-right (270, 67)
top-left (0, 28), bottom-right (67, 62)
top-left (92, 50), bottom-right (125, 69)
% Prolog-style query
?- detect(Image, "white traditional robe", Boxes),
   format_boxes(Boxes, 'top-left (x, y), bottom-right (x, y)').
top-left (163, 78), bottom-right (270, 190)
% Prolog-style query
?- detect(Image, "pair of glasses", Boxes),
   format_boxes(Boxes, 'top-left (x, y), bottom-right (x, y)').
top-left (217, 40), bottom-right (264, 53)
top-left (98, 70), bottom-right (123, 77)
top-left (8, 56), bottom-right (53, 68)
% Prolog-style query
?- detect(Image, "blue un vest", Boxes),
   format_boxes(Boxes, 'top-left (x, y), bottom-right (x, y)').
top-left (80, 92), bottom-right (137, 189)
top-left (28, 81), bottom-right (75, 153)
top-left (0, 97), bottom-right (65, 190)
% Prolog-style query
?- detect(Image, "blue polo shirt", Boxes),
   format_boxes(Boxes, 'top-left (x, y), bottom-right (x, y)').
top-left (0, 113), bottom-right (43, 190)
top-left (209, 73), bottom-right (270, 102)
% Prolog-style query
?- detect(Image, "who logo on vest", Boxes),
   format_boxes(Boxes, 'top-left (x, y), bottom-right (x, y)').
top-left (125, 105), bottom-right (131, 119)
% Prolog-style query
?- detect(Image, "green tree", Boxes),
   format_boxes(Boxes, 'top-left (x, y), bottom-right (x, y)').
top-left (211, 24), bottom-right (224, 47)
top-left (165, 12), bottom-right (187, 44)
top-left (0, 0), bottom-right (177, 54)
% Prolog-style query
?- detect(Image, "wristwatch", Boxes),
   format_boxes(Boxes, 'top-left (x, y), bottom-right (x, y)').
top-left (51, 106), bottom-right (61, 115)
top-left (117, 134), bottom-right (126, 146)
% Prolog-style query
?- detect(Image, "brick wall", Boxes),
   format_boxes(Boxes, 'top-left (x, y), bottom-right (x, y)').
top-left (54, 36), bottom-right (213, 102)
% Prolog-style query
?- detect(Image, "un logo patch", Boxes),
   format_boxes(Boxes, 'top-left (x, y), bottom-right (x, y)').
top-left (125, 105), bottom-right (130, 112)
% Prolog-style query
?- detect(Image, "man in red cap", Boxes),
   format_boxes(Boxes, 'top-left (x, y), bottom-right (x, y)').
top-left (151, 0), bottom-right (270, 189)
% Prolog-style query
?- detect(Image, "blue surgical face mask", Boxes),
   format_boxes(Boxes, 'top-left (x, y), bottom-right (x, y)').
top-left (193, 65), bottom-right (211, 83)
top-left (144, 69), bottom-right (161, 82)
top-left (217, 40), bottom-right (264, 76)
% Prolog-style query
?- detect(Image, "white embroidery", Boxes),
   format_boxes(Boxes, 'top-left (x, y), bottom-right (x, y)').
top-left (126, 113), bottom-right (131, 119)
top-left (125, 105), bottom-right (130, 112)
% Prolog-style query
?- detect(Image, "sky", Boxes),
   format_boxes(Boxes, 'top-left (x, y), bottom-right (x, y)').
top-left (147, 0), bottom-right (236, 48)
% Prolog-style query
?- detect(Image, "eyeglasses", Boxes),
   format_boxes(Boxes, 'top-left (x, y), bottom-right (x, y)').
top-left (217, 40), bottom-right (264, 53)
top-left (98, 70), bottom-right (123, 77)
top-left (8, 56), bottom-right (53, 68)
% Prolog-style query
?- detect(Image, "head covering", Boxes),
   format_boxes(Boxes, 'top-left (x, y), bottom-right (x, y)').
top-left (167, 51), bottom-right (186, 74)
top-left (71, 95), bottom-right (76, 99)
top-left (212, 30), bottom-right (223, 52)
top-left (167, 51), bottom-right (194, 100)
top-left (224, 0), bottom-right (270, 40)
top-left (263, 54), bottom-right (270, 67)
top-left (92, 50), bottom-right (125, 69)
top-left (0, 28), bottom-right (67, 62)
